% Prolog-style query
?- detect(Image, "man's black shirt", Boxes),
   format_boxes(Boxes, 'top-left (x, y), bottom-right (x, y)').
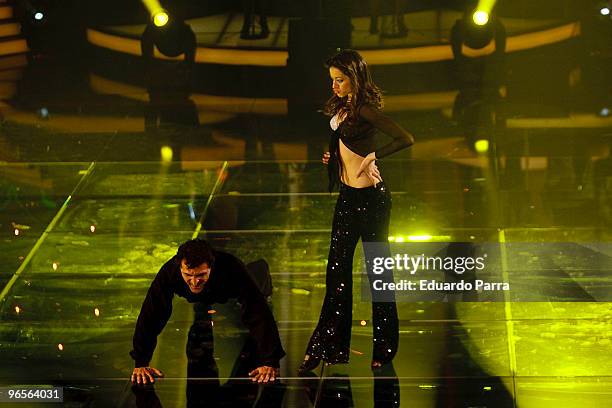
top-left (130, 251), bottom-right (285, 368)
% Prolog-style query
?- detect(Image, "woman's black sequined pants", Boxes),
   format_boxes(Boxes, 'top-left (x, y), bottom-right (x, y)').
top-left (305, 181), bottom-right (399, 364)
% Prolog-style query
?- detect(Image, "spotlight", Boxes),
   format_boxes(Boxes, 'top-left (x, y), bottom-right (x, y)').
top-left (146, 16), bottom-right (195, 58)
top-left (475, 139), bottom-right (489, 153)
top-left (599, 107), bottom-right (610, 117)
top-left (18, 1), bottom-right (47, 24)
top-left (160, 145), bottom-right (173, 162)
top-left (153, 11), bottom-right (169, 27)
top-left (600, 7), bottom-right (611, 16)
top-left (473, 11), bottom-right (490, 26)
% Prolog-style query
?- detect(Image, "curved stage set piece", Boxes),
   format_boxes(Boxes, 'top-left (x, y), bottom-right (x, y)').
top-left (1, 0), bottom-right (611, 407)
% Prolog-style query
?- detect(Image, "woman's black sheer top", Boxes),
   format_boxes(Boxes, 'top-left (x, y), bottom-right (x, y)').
top-left (327, 104), bottom-right (414, 192)
top-left (331, 104), bottom-right (413, 159)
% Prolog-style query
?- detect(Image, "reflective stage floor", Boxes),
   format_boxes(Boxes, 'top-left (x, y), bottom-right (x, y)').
top-left (1, 158), bottom-right (611, 407)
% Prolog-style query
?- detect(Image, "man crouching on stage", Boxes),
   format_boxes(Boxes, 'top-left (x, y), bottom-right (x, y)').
top-left (130, 238), bottom-right (285, 384)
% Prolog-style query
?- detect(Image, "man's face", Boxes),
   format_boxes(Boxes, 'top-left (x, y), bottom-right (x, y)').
top-left (180, 259), bottom-right (211, 294)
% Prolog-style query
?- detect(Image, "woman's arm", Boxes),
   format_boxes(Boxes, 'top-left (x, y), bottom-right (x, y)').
top-left (359, 105), bottom-right (415, 158)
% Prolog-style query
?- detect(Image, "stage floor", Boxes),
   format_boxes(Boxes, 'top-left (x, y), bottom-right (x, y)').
top-left (1, 159), bottom-right (611, 407)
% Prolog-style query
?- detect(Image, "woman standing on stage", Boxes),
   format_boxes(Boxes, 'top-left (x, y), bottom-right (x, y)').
top-left (299, 49), bottom-right (415, 373)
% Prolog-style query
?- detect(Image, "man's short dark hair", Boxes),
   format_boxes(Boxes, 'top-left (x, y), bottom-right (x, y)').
top-left (176, 239), bottom-right (215, 269)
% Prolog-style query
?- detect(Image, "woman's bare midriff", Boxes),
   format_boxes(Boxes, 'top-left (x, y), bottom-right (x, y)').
top-left (339, 138), bottom-right (380, 188)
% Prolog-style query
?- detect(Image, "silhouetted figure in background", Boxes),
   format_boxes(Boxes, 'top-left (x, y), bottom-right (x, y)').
top-left (240, 0), bottom-right (270, 39)
top-left (369, 0), bottom-right (408, 37)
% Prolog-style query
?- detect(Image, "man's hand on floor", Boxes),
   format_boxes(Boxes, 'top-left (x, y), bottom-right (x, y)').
top-left (131, 367), bottom-right (164, 384)
top-left (248, 366), bottom-right (279, 383)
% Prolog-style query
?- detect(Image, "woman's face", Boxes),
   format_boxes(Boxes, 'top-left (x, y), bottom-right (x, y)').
top-left (329, 66), bottom-right (352, 98)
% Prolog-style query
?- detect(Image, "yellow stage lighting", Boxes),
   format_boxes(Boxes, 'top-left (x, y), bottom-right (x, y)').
top-left (408, 235), bottom-right (433, 241)
top-left (153, 11), bottom-right (169, 27)
top-left (160, 145), bottom-right (173, 162)
top-left (473, 11), bottom-right (490, 26)
top-left (475, 139), bottom-right (489, 153)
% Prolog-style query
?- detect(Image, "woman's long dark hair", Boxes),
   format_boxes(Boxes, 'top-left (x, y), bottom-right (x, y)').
top-left (324, 49), bottom-right (384, 192)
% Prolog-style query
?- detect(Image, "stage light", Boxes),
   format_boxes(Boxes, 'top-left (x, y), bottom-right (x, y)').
top-left (160, 145), bottom-right (173, 162)
top-left (15, 306), bottom-right (21, 314)
top-left (599, 107), bottom-right (610, 117)
top-left (475, 139), bottom-right (489, 153)
top-left (601, 7), bottom-right (610, 16)
top-left (90, 225), bottom-right (96, 233)
top-left (360, 320), bottom-right (367, 326)
top-left (473, 11), bottom-right (490, 26)
top-left (153, 11), bottom-right (169, 27)
top-left (52, 262), bottom-right (59, 271)
top-left (34, 12), bottom-right (44, 21)
top-left (94, 308), bottom-right (100, 317)
top-left (57, 343), bottom-right (64, 351)
top-left (14, 228), bottom-right (20, 236)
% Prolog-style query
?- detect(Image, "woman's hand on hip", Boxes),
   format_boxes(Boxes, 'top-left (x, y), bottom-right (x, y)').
top-left (357, 152), bottom-right (382, 185)
top-left (365, 160), bottom-right (382, 186)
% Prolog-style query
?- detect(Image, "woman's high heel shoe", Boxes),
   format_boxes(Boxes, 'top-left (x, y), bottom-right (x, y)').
top-left (298, 355), bottom-right (321, 376)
